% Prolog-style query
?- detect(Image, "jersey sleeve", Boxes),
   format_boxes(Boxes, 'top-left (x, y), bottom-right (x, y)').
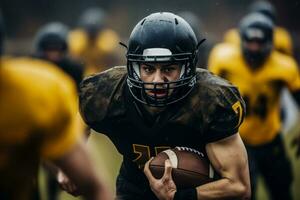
top-left (284, 57), bottom-right (300, 92)
top-left (79, 67), bottom-right (128, 129)
top-left (40, 76), bottom-right (83, 160)
top-left (79, 74), bottom-right (102, 127)
top-left (203, 85), bottom-right (245, 143)
top-left (274, 27), bottom-right (293, 55)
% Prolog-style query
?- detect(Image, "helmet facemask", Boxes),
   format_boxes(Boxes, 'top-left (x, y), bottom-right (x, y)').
top-left (241, 27), bottom-right (273, 69)
top-left (124, 12), bottom-right (204, 107)
top-left (127, 48), bottom-right (197, 107)
top-left (239, 13), bottom-right (274, 69)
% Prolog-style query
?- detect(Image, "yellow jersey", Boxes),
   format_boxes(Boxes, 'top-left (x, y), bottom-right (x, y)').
top-left (68, 28), bottom-right (121, 75)
top-left (208, 43), bottom-right (300, 146)
top-left (0, 57), bottom-right (81, 199)
top-left (223, 26), bottom-right (293, 55)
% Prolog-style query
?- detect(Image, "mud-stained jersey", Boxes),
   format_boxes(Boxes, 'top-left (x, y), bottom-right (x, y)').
top-left (209, 43), bottom-right (300, 146)
top-left (79, 66), bottom-right (245, 192)
top-left (223, 27), bottom-right (293, 55)
top-left (0, 57), bottom-right (81, 200)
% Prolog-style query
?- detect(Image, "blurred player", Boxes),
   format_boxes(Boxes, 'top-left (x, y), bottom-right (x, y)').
top-left (69, 7), bottom-right (124, 187)
top-left (34, 22), bottom-right (84, 89)
top-left (0, 13), bottom-right (111, 200)
top-left (61, 12), bottom-right (251, 200)
top-left (33, 22), bottom-right (86, 200)
top-left (68, 7), bottom-right (121, 75)
top-left (224, 0), bottom-right (293, 56)
top-left (178, 11), bottom-right (214, 69)
top-left (209, 13), bottom-right (300, 200)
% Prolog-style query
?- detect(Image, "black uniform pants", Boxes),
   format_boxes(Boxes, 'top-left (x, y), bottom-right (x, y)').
top-left (246, 134), bottom-right (293, 200)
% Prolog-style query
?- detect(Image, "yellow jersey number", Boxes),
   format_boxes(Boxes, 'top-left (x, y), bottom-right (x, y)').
top-left (132, 144), bottom-right (171, 169)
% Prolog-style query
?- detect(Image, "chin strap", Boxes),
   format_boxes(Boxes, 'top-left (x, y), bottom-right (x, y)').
top-left (196, 38), bottom-right (206, 50)
top-left (119, 41), bottom-right (128, 50)
top-left (193, 38), bottom-right (206, 66)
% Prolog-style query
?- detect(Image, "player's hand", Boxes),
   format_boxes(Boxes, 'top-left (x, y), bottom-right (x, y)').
top-left (57, 170), bottom-right (81, 196)
top-left (292, 134), bottom-right (300, 158)
top-left (144, 158), bottom-right (177, 200)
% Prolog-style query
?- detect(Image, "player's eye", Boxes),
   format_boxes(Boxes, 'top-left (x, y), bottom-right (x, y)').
top-left (163, 67), bottom-right (175, 73)
top-left (162, 64), bottom-right (180, 74)
top-left (141, 64), bottom-right (155, 73)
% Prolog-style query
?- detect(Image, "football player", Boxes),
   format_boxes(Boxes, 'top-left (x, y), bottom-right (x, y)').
top-left (209, 13), bottom-right (300, 200)
top-left (34, 22), bottom-right (84, 90)
top-left (62, 12), bottom-right (251, 200)
top-left (68, 7), bottom-right (122, 75)
top-left (224, 0), bottom-right (293, 56)
top-left (33, 22), bottom-right (86, 200)
top-left (68, 8), bottom-right (124, 186)
top-left (0, 13), bottom-right (111, 200)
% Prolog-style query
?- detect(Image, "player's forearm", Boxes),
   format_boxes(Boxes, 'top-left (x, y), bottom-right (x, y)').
top-left (195, 178), bottom-right (251, 200)
top-left (54, 141), bottom-right (110, 199)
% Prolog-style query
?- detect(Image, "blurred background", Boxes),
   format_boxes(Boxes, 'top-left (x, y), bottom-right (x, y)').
top-left (2, 0), bottom-right (300, 59)
top-left (1, 0), bottom-right (300, 199)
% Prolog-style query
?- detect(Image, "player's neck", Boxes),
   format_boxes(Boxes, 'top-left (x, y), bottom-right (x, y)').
top-left (143, 105), bottom-right (165, 116)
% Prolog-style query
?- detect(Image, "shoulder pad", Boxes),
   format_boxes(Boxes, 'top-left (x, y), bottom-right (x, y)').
top-left (210, 43), bottom-right (238, 59)
top-left (193, 69), bottom-right (245, 140)
top-left (196, 68), bottom-right (244, 112)
top-left (79, 66), bottom-right (127, 126)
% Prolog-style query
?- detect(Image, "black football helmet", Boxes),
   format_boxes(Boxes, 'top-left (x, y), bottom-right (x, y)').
top-left (126, 12), bottom-right (203, 107)
top-left (239, 12), bottom-right (274, 68)
top-left (249, 1), bottom-right (277, 23)
top-left (78, 7), bottom-right (106, 39)
top-left (34, 22), bottom-right (69, 54)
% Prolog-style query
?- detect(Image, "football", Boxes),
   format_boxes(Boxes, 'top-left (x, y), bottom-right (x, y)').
top-left (149, 147), bottom-right (214, 189)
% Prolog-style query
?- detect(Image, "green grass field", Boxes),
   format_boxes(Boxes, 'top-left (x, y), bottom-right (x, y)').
top-left (39, 125), bottom-right (300, 200)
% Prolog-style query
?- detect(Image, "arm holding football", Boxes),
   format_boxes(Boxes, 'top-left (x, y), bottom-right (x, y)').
top-left (195, 133), bottom-right (251, 199)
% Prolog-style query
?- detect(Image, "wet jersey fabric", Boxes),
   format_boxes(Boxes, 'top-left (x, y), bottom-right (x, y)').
top-left (79, 66), bottom-right (245, 197)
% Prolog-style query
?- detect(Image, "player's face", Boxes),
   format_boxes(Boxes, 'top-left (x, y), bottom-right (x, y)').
top-left (140, 63), bottom-right (181, 98)
top-left (44, 50), bottom-right (64, 62)
top-left (244, 40), bottom-right (264, 52)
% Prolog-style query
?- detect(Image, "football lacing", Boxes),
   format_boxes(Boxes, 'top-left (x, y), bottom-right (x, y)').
top-left (175, 146), bottom-right (204, 157)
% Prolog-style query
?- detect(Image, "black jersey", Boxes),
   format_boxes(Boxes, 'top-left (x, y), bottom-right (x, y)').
top-left (79, 66), bottom-right (245, 195)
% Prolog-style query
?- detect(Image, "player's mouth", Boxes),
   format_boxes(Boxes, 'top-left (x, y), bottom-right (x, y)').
top-left (148, 89), bottom-right (168, 98)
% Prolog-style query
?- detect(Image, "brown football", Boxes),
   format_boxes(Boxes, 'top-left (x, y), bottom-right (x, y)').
top-left (149, 147), bottom-right (214, 189)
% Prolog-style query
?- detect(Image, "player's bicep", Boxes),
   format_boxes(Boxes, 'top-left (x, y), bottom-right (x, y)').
top-left (205, 133), bottom-right (249, 181)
